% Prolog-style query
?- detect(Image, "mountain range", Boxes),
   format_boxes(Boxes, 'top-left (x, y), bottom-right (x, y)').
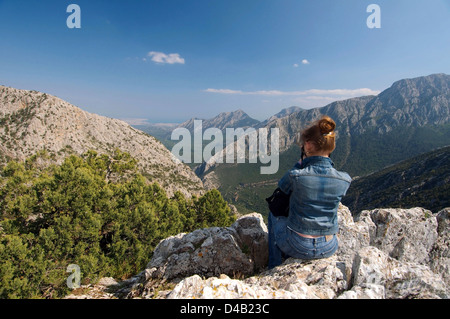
top-left (1, 74), bottom-right (449, 300)
top-left (1, 73), bottom-right (449, 215)
top-left (256, 73), bottom-right (450, 171)
top-left (163, 73), bottom-right (450, 215)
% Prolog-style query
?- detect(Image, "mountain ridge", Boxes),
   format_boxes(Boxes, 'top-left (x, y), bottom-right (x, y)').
top-left (178, 109), bottom-right (260, 132)
top-left (261, 73), bottom-right (450, 150)
top-left (0, 85), bottom-right (204, 197)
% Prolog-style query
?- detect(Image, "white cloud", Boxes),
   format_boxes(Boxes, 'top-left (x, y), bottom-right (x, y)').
top-left (204, 88), bottom-right (380, 97)
top-left (147, 51), bottom-right (185, 64)
top-left (204, 87), bottom-right (381, 109)
top-left (293, 63), bottom-right (299, 68)
top-left (204, 88), bottom-right (245, 94)
top-left (120, 118), bottom-right (150, 125)
top-left (302, 59), bottom-right (310, 65)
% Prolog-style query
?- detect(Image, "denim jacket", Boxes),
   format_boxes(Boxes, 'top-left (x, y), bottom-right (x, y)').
top-left (278, 156), bottom-right (352, 236)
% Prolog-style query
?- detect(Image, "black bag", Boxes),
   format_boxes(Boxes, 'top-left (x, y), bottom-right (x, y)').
top-left (265, 188), bottom-right (290, 217)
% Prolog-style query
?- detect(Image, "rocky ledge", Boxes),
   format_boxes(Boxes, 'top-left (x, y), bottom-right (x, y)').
top-left (66, 205), bottom-right (449, 299)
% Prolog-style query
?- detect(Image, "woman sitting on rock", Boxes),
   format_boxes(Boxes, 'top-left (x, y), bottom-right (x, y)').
top-left (268, 115), bottom-right (352, 269)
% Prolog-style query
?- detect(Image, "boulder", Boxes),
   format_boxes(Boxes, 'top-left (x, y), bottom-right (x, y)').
top-left (350, 246), bottom-right (448, 299)
top-left (429, 208), bottom-right (450, 286)
top-left (364, 207), bottom-right (438, 264)
top-left (144, 212), bottom-right (268, 281)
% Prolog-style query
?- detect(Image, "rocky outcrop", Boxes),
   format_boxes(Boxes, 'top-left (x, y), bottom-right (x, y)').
top-left (144, 212), bottom-right (268, 281)
top-left (65, 205), bottom-right (449, 299)
top-left (430, 208), bottom-right (450, 285)
top-left (127, 205), bottom-right (449, 299)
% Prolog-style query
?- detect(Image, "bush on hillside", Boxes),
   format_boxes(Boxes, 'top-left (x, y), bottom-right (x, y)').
top-left (0, 150), bottom-right (235, 298)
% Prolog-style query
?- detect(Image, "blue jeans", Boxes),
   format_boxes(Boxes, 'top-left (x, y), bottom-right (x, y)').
top-left (268, 212), bottom-right (338, 269)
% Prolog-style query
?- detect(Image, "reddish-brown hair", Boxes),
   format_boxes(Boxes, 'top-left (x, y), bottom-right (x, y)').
top-left (300, 115), bottom-right (336, 154)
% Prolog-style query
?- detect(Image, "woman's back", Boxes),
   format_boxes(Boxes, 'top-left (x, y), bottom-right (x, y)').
top-left (268, 115), bottom-right (352, 269)
top-left (278, 156), bottom-right (352, 236)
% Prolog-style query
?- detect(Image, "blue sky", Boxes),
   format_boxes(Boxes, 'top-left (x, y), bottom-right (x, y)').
top-left (0, 0), bottom-right (449, 123)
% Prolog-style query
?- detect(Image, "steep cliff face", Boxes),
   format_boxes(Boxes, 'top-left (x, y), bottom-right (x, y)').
top-left (0, 86), bottom-right (204, 197)
top-left (67, 205), bottom-right (449, 299)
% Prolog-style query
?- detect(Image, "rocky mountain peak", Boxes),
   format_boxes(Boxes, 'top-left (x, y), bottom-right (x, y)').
top-left (363, 73), bottom-right (450, 128)
top-left (0, 85), bottom-right (204, 197)
top-left (389, 73), bottom-right (450, 96)
top-left (259, 73), bottom-right (450, 147)
top-left (178, 109), bottom-right (260, 132)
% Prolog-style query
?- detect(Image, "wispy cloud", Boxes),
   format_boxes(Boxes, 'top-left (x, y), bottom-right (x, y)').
top-left (204, 87), bottom-right (381, 110)
top-left (147, 51), bottom-right (185, 64)
top-left (120, 118), bottom-right (150, 125)
top-left (294, 59), bottom-right (310, 67)
top-left (204, 88), bottom-right (380, 97)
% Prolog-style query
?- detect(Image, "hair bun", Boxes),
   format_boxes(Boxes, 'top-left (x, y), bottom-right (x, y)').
top-left (318, 116), bottom-right (336, 135)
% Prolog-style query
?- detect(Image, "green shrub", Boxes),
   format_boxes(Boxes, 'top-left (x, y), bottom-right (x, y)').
top-left (0, 150), bottom-right (235, 298)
